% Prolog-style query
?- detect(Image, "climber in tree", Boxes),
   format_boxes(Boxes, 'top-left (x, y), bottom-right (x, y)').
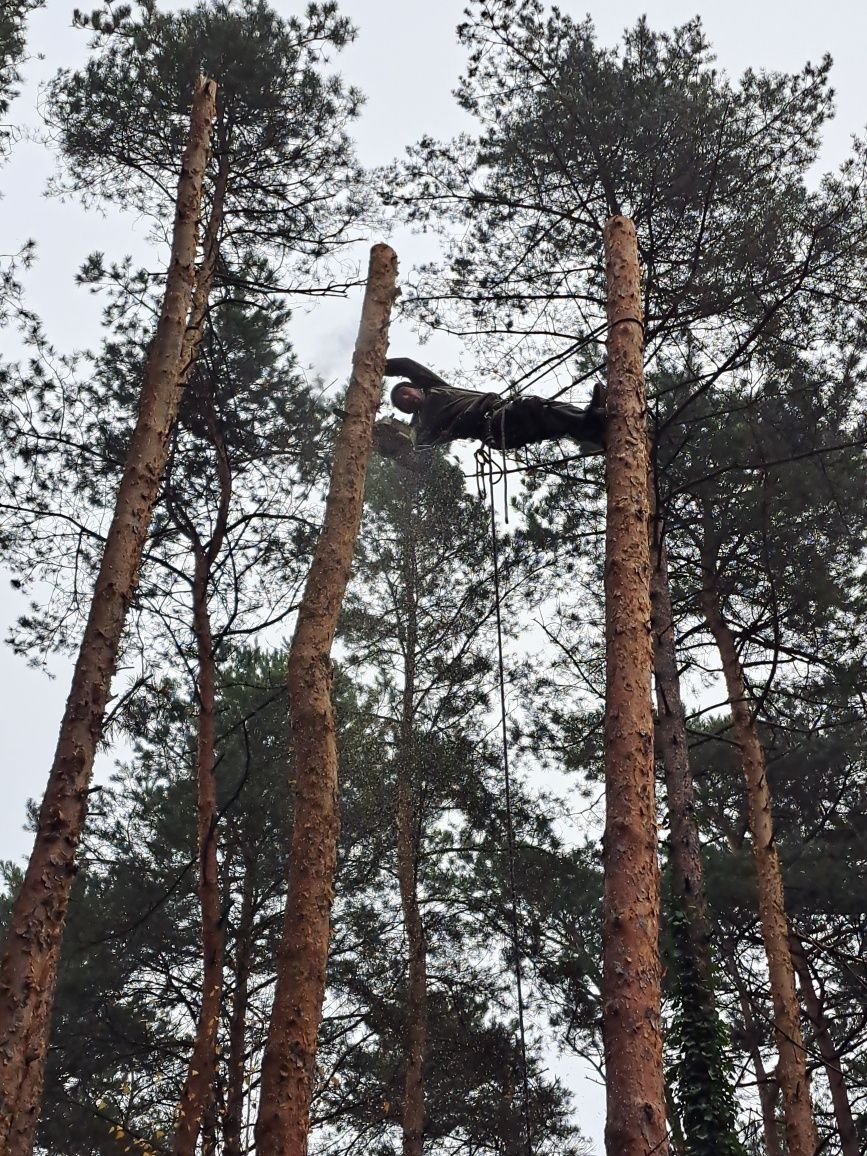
top-left (374, 358), bottom-right (605, 468)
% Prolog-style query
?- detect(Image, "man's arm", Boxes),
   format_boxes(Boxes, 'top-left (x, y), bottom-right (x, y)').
top-left (383, 357), bottom-right (452, 391)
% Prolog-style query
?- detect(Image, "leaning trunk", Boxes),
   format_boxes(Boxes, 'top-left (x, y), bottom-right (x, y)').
top-left (0, 76), bottom-right (216, 1156)
top-left (790, 933), bottom-right (858, 1156)
top-left (254, 243), bottom-right (398, 1156)
top-left (171, 558), bottom-right (225, 1156)
top-left (396, 487), bottom-right (428, 1156)
top-left (700, 574), bottom-right (817, 1156)
top-left (223, 857), bottom-right (255, 1156)
top-left (601, 215), bottom-right (668, 1156)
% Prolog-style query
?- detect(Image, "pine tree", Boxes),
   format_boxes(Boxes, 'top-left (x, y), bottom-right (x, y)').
top-left (48, 0), bottom-right (366, 305)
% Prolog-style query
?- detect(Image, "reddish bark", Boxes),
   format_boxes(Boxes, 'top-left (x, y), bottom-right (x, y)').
top-left (601, 216), bottom-right (668, 1156)
top-left (700, 567), bottom-right (818, 1156)
top-left (254, 243), bottom-right (398, 1156)
top-left (178, 144), bottom-right (229, 383)
top-left (396, 491), bottom-right (428, 1156)
top-left (0, 76), bottom-right (217, 1156)
top-left (790, 934), bottom-right (858, 1156)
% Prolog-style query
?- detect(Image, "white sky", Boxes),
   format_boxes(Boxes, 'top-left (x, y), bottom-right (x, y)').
top-left (2, 1), bottom-right (867, 1150)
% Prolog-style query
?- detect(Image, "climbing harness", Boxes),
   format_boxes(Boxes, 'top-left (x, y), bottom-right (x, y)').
top-left (477, 444), bottom-right (533, 1156)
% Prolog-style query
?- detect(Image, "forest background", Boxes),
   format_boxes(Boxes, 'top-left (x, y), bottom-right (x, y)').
top-left (3, 1), bottom-right (867, 1154)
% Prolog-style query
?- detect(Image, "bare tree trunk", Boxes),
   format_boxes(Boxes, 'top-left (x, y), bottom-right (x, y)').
top-left (223, 857), bottom-right (255, 1156)
top-left (700, 570), bottom-right (817, 1156)
top-left (790, 934), bottom-right (858, 1156)
top-left (0, 76), bottom-right (216, 1156)
top-left (650, 521), bottom-right (714, 983)
top-left (171, 558), bottom-right (225, 1156)
top-left (397, 772), bottom-right (427, 1156)
top-left (178, 143), bottom-right (229, 382)
top-left (601, 215), bottom-right (668, 1156)
top-left (651, 519), bottom-right (746, 1154)
top-left (255, 243), bottom-right (398, 1156)
top-left (396, 487), bottom-right (428, 1156)
top-left (201, 1093), bottom-right (218, 1156)
top-left (729, 962), bottom-right (784, 1156)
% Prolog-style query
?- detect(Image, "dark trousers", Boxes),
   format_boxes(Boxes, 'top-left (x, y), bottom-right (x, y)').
top-left (485, 395), bottom-right (605, 451)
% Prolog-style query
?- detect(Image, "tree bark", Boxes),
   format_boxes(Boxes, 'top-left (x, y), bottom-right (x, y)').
top-left (789, 933), bottom-right (858, 1156)
top-left (171, 556), bottom-right (225, 1156)
top-left (728, 961), bottom-right (784, 1156)
top-left (223, 857), bottom-right (255, 1156)
top-left (601, 215), bottom-right (668, 1156)
top-left (397, 773), bottom-right (427, 1156)
top-left (396, 482), bottom-right (428, 1156)
top-left (700, 570), bottom-right (818, 1156)
top-left (651, 517), bottom-right (745, 1151)
top-left (178, 141), bottom-right (230, 383)
top-left (650, 521), bottom-right (714, 986)
top-left (0, 76), bottom-right (216, 1156)
top-left (254, 243), bottom-right (398, 1156)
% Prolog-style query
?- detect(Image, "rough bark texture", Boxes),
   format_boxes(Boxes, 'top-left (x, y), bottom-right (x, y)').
top-left (223, 857), bottom-right (255, 1156)
top-left (601, 216), bottom-right (668, 1156)
top-left (178, 143), bottom-right (229, 383)
top-left (396, 489), bottom-right (428, 1156)
top-left (254, 243), bottom-right (398, 1156)
top-left (790, 934), bottom-right (858, 1156)
top-left (0, 76), bottom-right (216, 1156)
top-left (700, 574), bottom-right (818, 1156)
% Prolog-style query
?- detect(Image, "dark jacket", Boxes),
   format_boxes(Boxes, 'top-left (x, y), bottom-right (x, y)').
top-left (413, 385), bottom-right (501, 447)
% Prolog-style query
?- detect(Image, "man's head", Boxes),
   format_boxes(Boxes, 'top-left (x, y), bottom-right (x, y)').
top-left (390, 382), bottom-right (424, 414)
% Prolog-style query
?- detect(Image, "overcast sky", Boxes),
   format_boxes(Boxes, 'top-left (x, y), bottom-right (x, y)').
top-left (2, 1), bottom-right (867, 1148)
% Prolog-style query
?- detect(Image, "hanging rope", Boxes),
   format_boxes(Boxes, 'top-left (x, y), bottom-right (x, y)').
top-left (478, 444), bottom-right (533, 1156)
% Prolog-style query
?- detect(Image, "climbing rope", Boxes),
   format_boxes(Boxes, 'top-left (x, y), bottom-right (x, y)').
top-left (478, 445), bottom-right (533, 1156)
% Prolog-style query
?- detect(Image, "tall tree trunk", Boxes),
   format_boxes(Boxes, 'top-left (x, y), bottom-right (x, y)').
top-left (601, 215), bottom-right (668, 1156)
top-left (650, 511), bottom-right (743, 1154)
top-left (223, 856), bottom-right (255, 1156)
top-left (396, 484), bottom-right (428, 1156)
top-left (789, 934), bottom-right (858, 1156)
top-left (0, 76), bottom-right (216, 1156)
top-left (728, 959), bottom-right (784, 1156)
top-left (255, 243), bottom-right (398, 1156)
top-left (178, 141), bottom-right (230, 382)
top-left (700, 569), bottom-right (818, 1156)
top-left (171, 556), bottom-right (225, 1156)
top-left (650, 521), bottom-right (714, 983)
top-left (397, 773), bottom-right (427, 1156)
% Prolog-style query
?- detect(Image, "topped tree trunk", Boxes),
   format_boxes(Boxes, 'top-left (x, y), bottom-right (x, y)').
top-left (0, 75), bottom-right (217, 1156)
top-left (601, 215), bottom-right (669, 1156)
top-left (255, 243), bottom-right (399, 1156)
